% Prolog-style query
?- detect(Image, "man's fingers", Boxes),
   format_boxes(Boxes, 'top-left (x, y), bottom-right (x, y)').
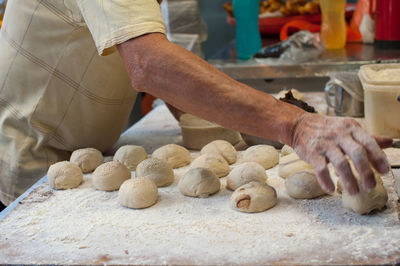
top-left (310, 155), bottom-right (334, 194)
top-left (325, 147), bottom-right (359, 195)
top-left (352, 128), bottom-right (390, 174)
top-left (339, 137), bottom-right (376, 191)
top-left (373, 135), bottom-right (393, 149)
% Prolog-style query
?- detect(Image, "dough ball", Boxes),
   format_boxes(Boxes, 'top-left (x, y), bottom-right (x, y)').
top-left (190, 154), bottom-right (230, 178)
top-left (92, 161), bottom-right (131, 191)
top-left (135, 158), bottom-right (174, 187)
top-left (281, 145), bottom-right (294, 156)
top-left (200, 140), bottom-right (237, 164)
top-left (285, 171), bottom-right (326, 199)
top-left (178, 168), bottom-right (220, 198)
top-left (48, 161), bottom-right (83, 190)
top-left (242, 145), bottom-right (279, 170)
top-left (118, 178), bottom-right (158, 209)
top-left (278, 153), bottom-right (313, 178)
top-left (230, 181), bottom-right (277, 213)
top-left (276, 89), bottom-right (303, 100)
top-left (341, 162), bottom-right (388, 214)
top-left (70, 147), bottom-right (103, 173)
top-left (226, 162), bottom-right (267, 191)
top-left (152, 144), bottom-right (191, 168)
top-left (114, 145), bottom-right (147, 171)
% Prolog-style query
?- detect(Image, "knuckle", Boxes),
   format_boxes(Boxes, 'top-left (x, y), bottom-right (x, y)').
top-left (350, 146), bottom-right (366, 159)
top-left (345, 118), bottom-right (359, 127)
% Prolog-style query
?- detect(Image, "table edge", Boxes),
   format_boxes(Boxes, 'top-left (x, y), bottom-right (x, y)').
top-left (0, 176), bottom-right (47, 221)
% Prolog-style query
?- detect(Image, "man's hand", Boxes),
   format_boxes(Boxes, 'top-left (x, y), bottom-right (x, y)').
top-left (291, 113), bottom-right (392, 195)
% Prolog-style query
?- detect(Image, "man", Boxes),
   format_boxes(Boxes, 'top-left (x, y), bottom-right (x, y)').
top-left (0, 0), bottom-right (391, 208)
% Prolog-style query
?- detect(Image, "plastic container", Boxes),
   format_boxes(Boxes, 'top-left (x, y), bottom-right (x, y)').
top-left (359, 64), bottom-right (400, 138)
top-left (167, 33), bottom-right (198, 52)
top-left (233, 0), bottom-right (262, 60)
top-left (375, 0), bottom-right (400, 48)
top-left (320, 0), bottom-right (346, 49)
top-left (0, 0), bottom-right (6, 28)
top-left (179, 114), bottom-right (242, 150)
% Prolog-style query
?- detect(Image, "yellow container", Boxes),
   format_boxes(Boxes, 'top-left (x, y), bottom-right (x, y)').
top-left (359, 64), bottom-right (400, 138)
top-left (320, 0), bottom-right (346, 50)
top-left (0, 1), bottom-right (6, 29)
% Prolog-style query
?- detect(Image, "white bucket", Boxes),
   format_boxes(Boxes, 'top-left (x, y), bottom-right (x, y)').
top-left (359, 64), bottom-right (400, 138)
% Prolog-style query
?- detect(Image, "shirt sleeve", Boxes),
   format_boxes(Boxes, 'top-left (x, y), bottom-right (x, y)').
top-left (75, 0), bottom-right (166, 55)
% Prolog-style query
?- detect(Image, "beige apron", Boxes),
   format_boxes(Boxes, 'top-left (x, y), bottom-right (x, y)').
top-left (0, 0), bottom-right (166, 205)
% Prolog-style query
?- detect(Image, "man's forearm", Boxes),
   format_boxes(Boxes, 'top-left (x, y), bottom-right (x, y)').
top-left (117, 33), bottom-right (306, 145)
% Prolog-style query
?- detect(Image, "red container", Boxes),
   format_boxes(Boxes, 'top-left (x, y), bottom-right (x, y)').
top-left (375, 0), bottom-right (400, 48)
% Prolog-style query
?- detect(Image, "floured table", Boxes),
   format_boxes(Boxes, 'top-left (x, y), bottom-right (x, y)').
top-left (1, 102), bottom-right (400, 264)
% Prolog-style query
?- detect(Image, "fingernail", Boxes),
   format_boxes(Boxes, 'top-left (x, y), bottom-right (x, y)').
top-left (378, 162), bottom-right (390, 174)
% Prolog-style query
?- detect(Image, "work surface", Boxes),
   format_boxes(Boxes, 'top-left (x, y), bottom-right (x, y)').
top-left (0, 157), bottom-right (399, 265)
top-left (1, 100), bottom-right (400, 264)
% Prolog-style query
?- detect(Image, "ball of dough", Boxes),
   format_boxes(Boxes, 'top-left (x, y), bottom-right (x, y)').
top-left (341, 162), bottom-right (388, 214)
top-left (200, 140), bottom-right (237, 164)
top-left (190, 154), bottom-right (230, 178)
top-left (178, 168), bottom-right (220, 198)
top-left (92, 161), bottom-right (131, 191)
top-left (70, 147), bottom-right (103, 173)
top-left (226, 162), bottom-right (267, 191)
top-left (48, 161), bottom-right (83, 190)
top-left (118, 178), bottom-right (158, 209)
top-left (230, 181), bottom-right (277, 213)
top-left (135, 158), bottom-right (174, 187)
top-left (281, 145), bottom-right (294, 156)
top-left (278, 153), bottom-right (313, 179)
top-left (152, 144), bottom-right (191, 168)
top-left (242, 145), bottom-right (279, 170)
top-left (285, 171), bottom-right (326, 199)
top-left (114, 145), bottom-right (147, 171)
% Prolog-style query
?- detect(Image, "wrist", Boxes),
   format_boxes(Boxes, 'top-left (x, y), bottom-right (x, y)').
top-left (279, 106), bottom-right (309, 146)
